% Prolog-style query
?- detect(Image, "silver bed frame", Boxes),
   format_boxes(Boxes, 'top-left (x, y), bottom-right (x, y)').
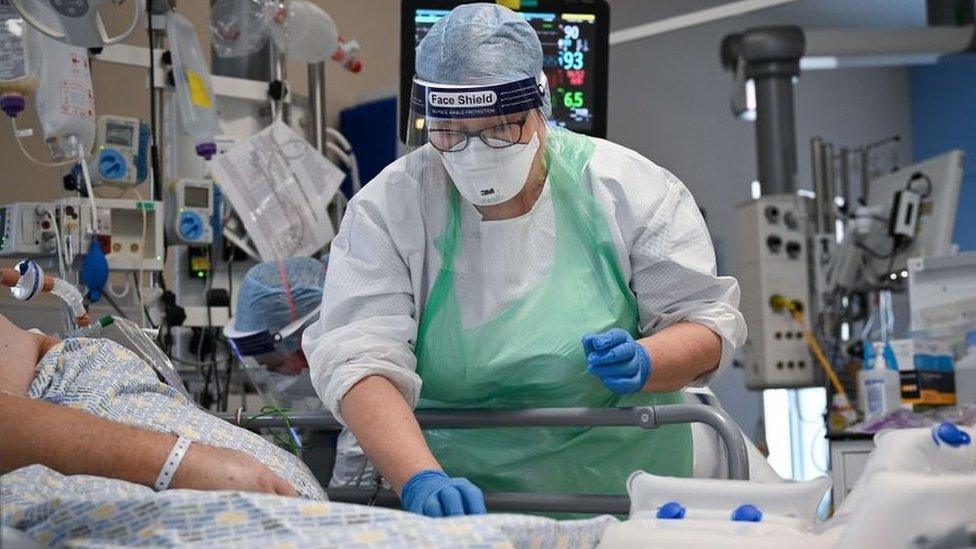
top-left (218, 404), bottom-right (749, 515)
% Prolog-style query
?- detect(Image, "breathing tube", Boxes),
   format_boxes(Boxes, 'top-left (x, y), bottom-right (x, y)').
top-left (1, 260), bottom-right (91, 327)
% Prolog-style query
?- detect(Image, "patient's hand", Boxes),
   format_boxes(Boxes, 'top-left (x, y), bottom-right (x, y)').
top-left (172, 443), bottom-right (299, 497)
top-left (1, 394), bottom-right (300, 497)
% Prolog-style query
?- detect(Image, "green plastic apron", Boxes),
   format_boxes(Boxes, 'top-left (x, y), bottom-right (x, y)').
top-left (415, 128), bottom-right (692, 496)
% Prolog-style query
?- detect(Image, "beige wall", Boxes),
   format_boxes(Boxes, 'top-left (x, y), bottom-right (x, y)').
top-left (0, 0), bottom-right (399, 205)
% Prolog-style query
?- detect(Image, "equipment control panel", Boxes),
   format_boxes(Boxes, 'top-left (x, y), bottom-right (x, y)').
top-left (167, 178), bottom-right (214, 245)
top-left (0, 202), bottom-right (57, 257)
top-left (57, 198), bottom-right (164, 271)
top-left (85, 115), bottom-right (149, 187)
top-left (739, 195), bottom-right (819, 389)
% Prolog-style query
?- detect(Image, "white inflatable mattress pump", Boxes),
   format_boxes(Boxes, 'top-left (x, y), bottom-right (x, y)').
top-left (599, 422), bottom-right (976, 548)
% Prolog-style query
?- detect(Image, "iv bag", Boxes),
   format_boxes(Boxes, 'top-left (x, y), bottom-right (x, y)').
top-left (211, 0), bottom-right (270, 59)
top-left (0, 1), bottom-right (40, 115)
top-left (167, 11), bottom-right (219, 160)
top-left (31, 25), bottom-right (95, 160)
top-left (266, 0), bottom-right (338, 64)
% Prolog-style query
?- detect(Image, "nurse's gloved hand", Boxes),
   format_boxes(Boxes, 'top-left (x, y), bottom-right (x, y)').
top-left (400, 469), bottom-right (487, 517)
top-left (582, 328), bottom-right (652, 395)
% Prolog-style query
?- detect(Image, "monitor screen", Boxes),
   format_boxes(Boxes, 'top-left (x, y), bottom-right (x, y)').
top-left (105, 121), bottom-right (134, 147)
top-left (184, 186), bottom-right (210, 209)
top-left (866, 150), bottom-right (964, 275)
top-left (401, 0), bottom-right (609, 140)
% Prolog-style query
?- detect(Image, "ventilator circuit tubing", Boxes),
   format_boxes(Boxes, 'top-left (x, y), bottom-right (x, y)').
top-left (50, 277), bottom-right (88, 324)
top-left (0, 265), bottom-right (91, 327)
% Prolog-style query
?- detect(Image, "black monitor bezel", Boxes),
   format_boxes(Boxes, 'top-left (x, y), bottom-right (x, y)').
top-left (399, 0), bottom-right (610, 142)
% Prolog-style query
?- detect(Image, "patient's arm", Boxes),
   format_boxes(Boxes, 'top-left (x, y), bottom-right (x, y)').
top-left (0, 393), bottom-right (297, 496)
top-left (0, 314), bottom-right (59, 396)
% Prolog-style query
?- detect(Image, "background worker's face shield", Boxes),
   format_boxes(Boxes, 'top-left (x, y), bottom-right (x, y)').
top-left (223, 308), bottom-right (320, 407)
top-left (225, 308), bottom-right (318, 376)
top-left (405, 74), bottom-right (552, 206)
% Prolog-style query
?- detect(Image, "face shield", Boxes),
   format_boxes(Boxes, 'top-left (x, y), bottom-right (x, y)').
top-left (405, 73), bottom-right (551, 207)
top-left (223, 307), bottom-right (320, 408)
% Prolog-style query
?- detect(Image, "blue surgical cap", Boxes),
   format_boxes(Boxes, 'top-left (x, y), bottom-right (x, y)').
top-left (416, 3), bottom-right (543, 87)
top-left (234, 257), bottom-right (326, 336)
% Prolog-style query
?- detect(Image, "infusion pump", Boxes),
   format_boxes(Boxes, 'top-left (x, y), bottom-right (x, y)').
top-left (73, 115), bottom-right (149, 188)
top-left (167, 179), bottom-right (214, 245)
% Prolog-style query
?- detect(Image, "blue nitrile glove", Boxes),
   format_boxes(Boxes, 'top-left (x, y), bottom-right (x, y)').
top-left (400, 470), bottom-right (487, 517)
top-left (582, 328), bottom-right (652, 395)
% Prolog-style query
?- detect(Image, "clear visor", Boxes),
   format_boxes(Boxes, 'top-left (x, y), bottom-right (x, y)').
top-left (405, 76), bottom-right (551, 207)
top-left (224, 308), bottom-right (318, 377)
top-left (237, 348), bottom-right (307, 376)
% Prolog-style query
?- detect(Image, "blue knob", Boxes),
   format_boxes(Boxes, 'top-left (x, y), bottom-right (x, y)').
top-left (933, 422), bottom-right (972, 447)
top-left (656, 501), bottom-right (686, 520)
top-left (731, 504), bottom-right (763, 522)
top-left (98, 149), bottom-right (127, 180)
top-left (179, 211), bottom-right (205, 241)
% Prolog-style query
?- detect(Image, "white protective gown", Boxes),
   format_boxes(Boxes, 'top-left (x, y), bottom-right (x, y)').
top-left (303, 137), bottom-right (749, 485)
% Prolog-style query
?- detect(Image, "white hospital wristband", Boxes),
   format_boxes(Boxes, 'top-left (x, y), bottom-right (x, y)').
top-left (154, 435), bottom-right (192, 491)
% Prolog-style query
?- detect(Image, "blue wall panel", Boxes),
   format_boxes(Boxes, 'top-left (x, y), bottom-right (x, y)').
top-left (910, 55), bottom-right (976, 251)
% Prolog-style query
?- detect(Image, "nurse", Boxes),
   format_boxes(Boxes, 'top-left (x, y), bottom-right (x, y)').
top-left (303, 3), bottom-right (746, 517)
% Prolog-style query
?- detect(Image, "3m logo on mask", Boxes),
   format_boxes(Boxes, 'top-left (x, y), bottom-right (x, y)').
top-left (428, 91), bottom-right (497, 108)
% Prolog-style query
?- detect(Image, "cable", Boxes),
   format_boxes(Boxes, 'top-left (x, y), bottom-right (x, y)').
top-left (787, 303), bottom-right (848, 398)
top-left (40, 206), bottom-right (76, 329)
top-left (169, 355), bottom-right (231, 369)
top-left (40, 208), bottom-right (68, 277)
top-left (222, 228), bottom-right (261, 261)
top-left (906, 172), bottom-right (932, 199)
top-left (808, 425), bottom-right (829, 475)
top-left (132, 272), bottom-right (157, 330)
top-left (226, 255), bottom-right (234, 317)
top-left (76, 142), bottom-right (99, 235)
top-left (324, 128), bottom-right (362, 195)
top-left (221, 340), bottom-right (233, 411)
top-left (131, 187), bottom-right (149, 328)
top-left (147, 0), bottom-right (162, 201)
top-left (198, 246), bottom-right (222, 410)
top-left (101, 292), bottom-right (131, 320)
top-left (196, 326), bottom-right (214, 407)
top-left (222, 256), bottom-right (235, 410)
top-left (10, 119), bottom-right (78, 167)
top-left (105, 279), bottom-right (131, 299)
top-left (348, 152), bottom-right (362, 195)
top-left (855, 238), bottom-right (903, 260)
top-left (207, 248), bottom-right (220, 408)
top-left (95, 187), bottom-right (129, 199)
top-left (325, 127), bottom-right (352, 150)
top-left (238, 406), bottom-right (309, 456)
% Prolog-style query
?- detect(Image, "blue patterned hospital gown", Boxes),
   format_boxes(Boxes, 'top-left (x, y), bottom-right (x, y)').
top-left (25, 337), bottom-right (326, 499)
top-left (1, 466), bottom-right (614, 547)
top-left (1, 338), bottom-right (617, 547)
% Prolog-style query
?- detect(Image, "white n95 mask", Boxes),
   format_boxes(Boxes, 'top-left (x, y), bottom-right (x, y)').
top-left (440, 132), bottom-right (540, 206)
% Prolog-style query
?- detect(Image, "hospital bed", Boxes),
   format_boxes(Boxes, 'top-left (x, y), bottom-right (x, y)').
top-left (5, 315), bottom-right (973, 546)
top-left (218, 403), bottom-right (751, 515)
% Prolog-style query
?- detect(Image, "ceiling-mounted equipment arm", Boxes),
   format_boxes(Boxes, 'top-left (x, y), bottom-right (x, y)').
top-left (610, 0), bottom-right (803, 46)
top-left (10, 0), bottom-right (143, 48)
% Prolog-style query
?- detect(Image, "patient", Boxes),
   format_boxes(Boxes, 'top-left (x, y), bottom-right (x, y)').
top-left (0, 313), bottom-right (325, 499)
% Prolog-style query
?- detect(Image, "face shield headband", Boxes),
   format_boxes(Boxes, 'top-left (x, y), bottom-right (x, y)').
top-left (411, 76), bottom-right (545, 121)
